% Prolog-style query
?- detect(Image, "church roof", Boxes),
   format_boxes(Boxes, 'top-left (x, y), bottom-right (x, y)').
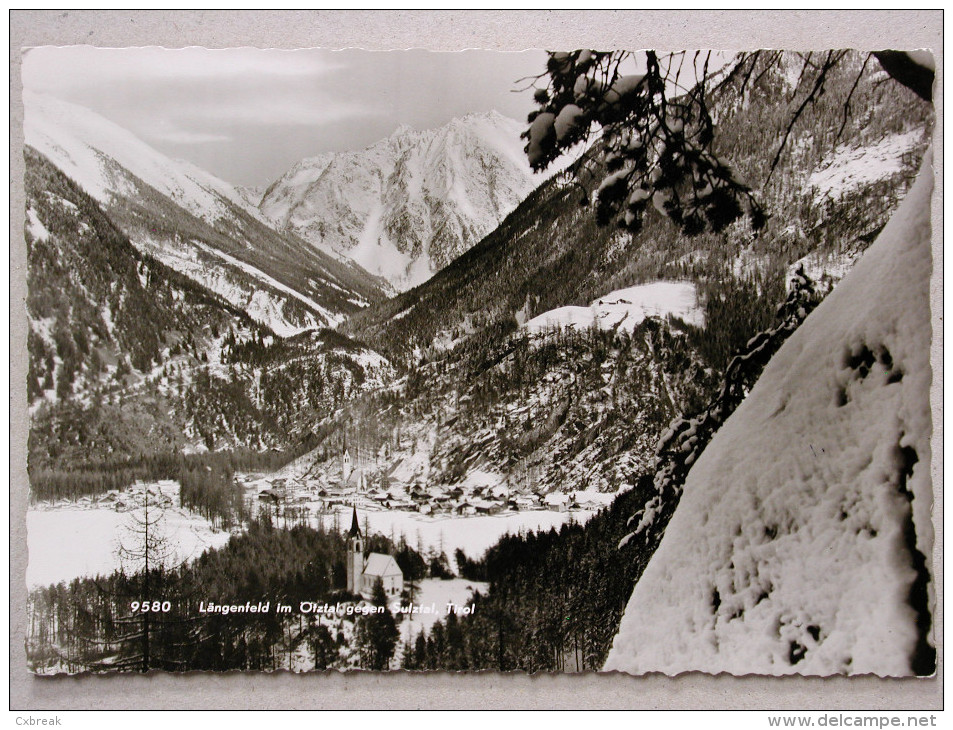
top-left (347, 506), bottom-right (361, 538)
top-left (363, 553), bottom-right (402, 578)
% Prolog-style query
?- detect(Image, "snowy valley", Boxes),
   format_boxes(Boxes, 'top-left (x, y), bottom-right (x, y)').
top-left (22, 49), bottom-right (937, 676)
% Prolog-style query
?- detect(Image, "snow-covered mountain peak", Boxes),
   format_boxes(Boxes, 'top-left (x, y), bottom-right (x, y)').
top-left (259, 111), bottom-right (540, 290)
top-left (391, 122), bottom-right (419, 138)
top-left (25, 91), bottom-right (386, 336)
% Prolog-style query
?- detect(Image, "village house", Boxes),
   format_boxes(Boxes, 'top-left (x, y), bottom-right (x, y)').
top-left (544, 492), bottom-right (570, 512)
top-left (473, 499), bottom-right (503, 515)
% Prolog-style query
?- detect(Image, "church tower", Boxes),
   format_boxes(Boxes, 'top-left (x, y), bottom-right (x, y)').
top-left (342, 440), bottom-right (353, 484)
top-left (345, 506), bottom-right (364, 595)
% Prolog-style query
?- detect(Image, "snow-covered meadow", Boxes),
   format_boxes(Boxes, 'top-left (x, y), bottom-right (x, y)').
top-left (311, 506), bottom-right (596, 571)
top-left (26, 481), bottom-right (232, 588)
top-left (28, 479), bottom-right (600, 589)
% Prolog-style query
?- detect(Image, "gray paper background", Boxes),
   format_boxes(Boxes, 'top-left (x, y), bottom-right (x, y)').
top-left (9, 9), bottom-right (943, 710)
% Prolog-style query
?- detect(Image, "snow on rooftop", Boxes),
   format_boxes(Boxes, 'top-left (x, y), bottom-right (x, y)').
top-left (523, 281), bottom-right (704, 335)
top-left (572, 489), bottom-right (617, 506)
top-left (363, 553), bottom-right (402, 578)
top-left (604, 151), bottom-right (935, 677)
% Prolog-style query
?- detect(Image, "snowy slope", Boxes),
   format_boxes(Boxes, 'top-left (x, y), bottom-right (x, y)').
top-left (604, 153), bottom-right (935, 676)
top-left (234, 184), bottom-right (266, 209)
top-left (24, 92), bottom-right (385, 335)
top-left (24, 90), bottom-right (264, 223)
top-left (522, 281), bottom-right (704, 334)
top-left (260, 112), bottom-right (547, 289)
top-left (809, 131), bottom-right (925, 203)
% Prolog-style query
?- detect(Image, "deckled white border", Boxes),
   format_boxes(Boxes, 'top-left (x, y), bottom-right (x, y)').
top-left (9, 9), bottom-right (943, 710)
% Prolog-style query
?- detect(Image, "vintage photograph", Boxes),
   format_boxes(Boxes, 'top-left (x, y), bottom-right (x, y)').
top-left (21, 44), bottom-right (935, 676)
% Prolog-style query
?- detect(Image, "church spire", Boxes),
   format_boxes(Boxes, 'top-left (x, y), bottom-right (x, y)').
top-left (347, 505), bottom-right (361, 539)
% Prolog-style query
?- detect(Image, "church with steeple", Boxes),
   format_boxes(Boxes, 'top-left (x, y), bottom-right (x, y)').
top-left (346, 507), bottom-right (403, 599)
top-left (341, 439), bottom-right (368, 491)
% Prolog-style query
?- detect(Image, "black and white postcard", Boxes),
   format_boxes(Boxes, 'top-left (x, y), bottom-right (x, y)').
top-left (19, 38), bottom-right (936, 680)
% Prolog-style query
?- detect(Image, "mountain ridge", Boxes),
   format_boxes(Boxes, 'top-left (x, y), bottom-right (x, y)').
top-left (344, 52), bottom-right (932, 368)
top-left (25, 146), bottom-right (396, 476)
top-left (24, 91), bottom-right (388, 336)
top-left (259, 110), bottom-right (551, 289)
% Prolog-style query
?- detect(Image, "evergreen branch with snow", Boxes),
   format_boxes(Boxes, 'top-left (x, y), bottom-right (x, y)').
top-left (621, 267), bottom-right (819, 547)
top-left (522, 50), bottom-right (766, 236)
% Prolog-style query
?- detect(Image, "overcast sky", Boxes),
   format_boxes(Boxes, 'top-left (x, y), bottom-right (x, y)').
top-left (22, 46), bottom-right (550, 187)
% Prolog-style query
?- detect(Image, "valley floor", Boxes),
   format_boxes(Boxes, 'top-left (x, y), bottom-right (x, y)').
top-left (26, 477), bottom-right (601, 589)
top-left (26, 480), bottom-right (232, 588)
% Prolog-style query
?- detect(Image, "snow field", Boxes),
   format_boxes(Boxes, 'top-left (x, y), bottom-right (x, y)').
top-left (27, 481), bottom-right (232, 588)
top-left (311, 506), bottom-right (596, 573)
top-left (523, 281), bottom-right (704, 334)
top-left (29, 484), bottom-right (595, 589)
top-left (809, 131), bottom-right (924, 203)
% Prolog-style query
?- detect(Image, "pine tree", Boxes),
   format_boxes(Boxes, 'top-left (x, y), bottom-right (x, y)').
top-left (308, 624), bottom-right (336, 670)
top-left (354, 579), bottom-right (399, 670)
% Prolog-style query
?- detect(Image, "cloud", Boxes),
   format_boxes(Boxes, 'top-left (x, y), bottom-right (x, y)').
top-left (23, 46), bottom-right (342, 91)
top-left (184, 94), bottom-right (374, 127)
top-left (123, 86), bottom-right (375, 146)
top-left (145, 129), bottom-right (232, 144)
top-left (23, 47), bottom-right (376, 134)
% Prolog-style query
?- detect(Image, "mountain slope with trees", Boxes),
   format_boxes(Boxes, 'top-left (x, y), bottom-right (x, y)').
top-left (26, 148), bottom-right (393, 505)
top-left (367, 51), bottom-right (936, 675)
